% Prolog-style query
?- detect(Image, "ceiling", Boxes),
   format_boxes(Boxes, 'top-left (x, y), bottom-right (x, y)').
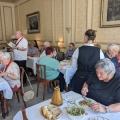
top-left (0, 0), bottom-right (20, 3)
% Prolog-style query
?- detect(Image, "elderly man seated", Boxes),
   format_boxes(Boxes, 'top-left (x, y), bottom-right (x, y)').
top-left (65, 43), bottom-right (76, 60)
top-left (39, 41), bottom-right (57, 58)
top-left (0, 52), bottom-right (20, 92)
top-left (104, 43), bottom-right (119, 71)
top-left (81, 58), bottom-right (120, 113)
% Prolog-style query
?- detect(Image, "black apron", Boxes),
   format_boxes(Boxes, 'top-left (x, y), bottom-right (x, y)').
top-left (73, 46), bottom-right (100, 93)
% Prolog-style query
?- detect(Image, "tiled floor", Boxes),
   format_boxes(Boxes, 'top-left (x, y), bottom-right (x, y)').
top-left (0, 76), bottom-right (54, 120)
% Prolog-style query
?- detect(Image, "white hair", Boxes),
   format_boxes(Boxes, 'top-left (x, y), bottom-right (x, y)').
top-left (0, 52), bottom-right (11, 59)
top-left (95, 58), bottom-right (115, 76)
top-left (44, 41), bottom-right (50, 47)
top-left (107, 43), bottom-right (119, 51)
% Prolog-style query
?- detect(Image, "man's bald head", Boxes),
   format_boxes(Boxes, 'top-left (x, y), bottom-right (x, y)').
top-left (15, 31), bottom-right (23, 39)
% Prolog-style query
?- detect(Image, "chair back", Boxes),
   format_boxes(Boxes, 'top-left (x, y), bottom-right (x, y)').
top-left (55, 52), bottom-right (65, 61)
top-left (19, 67), bottom-right (24, 85)
top-left (36, 63), bottom-right (46, 81)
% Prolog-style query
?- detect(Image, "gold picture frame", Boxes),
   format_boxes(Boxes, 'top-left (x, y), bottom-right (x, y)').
top-left (101, 0), bottom-right (120, 27)
top-left (26, 11), bottom-right (40, 34)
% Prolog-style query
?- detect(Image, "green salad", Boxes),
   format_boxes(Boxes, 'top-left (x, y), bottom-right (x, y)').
top-left (67, 106), bottom-right (85, 116)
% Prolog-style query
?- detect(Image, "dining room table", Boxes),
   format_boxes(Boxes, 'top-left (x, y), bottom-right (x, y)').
top-left (13, 91), bottom-right (120, 120)
top-left (0, 77), bottom-right (13, 99)
top-left (8, 52), bottom-right (39, 75)
top-left (26, 56), bottom-right (39, 75)
top-left (59, 60), bottom-right (77, 90)
top-left (0, 77), bottom-right (13, 118)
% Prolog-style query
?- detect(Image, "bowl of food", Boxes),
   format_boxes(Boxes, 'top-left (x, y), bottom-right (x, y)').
top-left (75, 98), bottom-right (95, 109)
top-left (66, 106), bottom-right (85, 120)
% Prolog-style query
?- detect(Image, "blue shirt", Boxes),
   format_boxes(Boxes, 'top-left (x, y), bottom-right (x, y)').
top-left (28, 47), bottom-right (38, 56)
top-left (66, 48), bottom-right (76, 60)
top-left (38, 56), bottom-right (60, 80)
top-left (104, 53), bottom-right (119, 71)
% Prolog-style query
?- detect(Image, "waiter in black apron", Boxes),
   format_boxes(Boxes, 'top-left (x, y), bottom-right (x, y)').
top-left (72, 29), bottom-right (104, 94)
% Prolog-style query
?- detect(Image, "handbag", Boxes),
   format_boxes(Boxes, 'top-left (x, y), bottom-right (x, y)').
top-left (21, 70), bottom-right (34, 102)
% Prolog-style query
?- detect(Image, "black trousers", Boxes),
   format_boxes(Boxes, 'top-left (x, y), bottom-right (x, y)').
top-left (73, 71), bottom-right (90, 94)
top-left (54, 73), bottom-right (65, 92)
top-left (14, 60), bottom-right (27, 83)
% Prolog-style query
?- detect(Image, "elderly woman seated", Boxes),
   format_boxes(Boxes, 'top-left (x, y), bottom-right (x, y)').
top-left (0, 51), bottom-right (4, 71)
top-left (28, 41), bottom-right (38, 57)
top-left (38, 47), bottom-right (65, 93)
top-left (0, 52), bottom-right (20, 92)
top-left (81, 58), bottom-right (120, 113)
top-left (104, 43), bottom-right (119, 71)
top-left (39, 41), bottom-right (57, 59)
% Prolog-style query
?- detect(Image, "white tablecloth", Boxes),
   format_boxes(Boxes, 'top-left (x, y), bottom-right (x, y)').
top-left (13, 91), bottom-right (120, 120)
top-left (26, 56), bottom-right (39, 75)
top-left (60, 61), bottom-right (77, 86)
top-left (0, 77), bottom-right (13, 99)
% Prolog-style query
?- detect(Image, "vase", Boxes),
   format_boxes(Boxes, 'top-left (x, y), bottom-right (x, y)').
top-left (51, 87), bottom-right (63, 106)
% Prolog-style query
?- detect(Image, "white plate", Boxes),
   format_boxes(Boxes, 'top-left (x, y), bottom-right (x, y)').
top-left (75, 97), bottom-right (95, 109)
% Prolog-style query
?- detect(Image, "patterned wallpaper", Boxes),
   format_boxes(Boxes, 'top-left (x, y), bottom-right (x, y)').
top-left (55, 0), bottom-right (63, 42)
top-left (3, 6), bottom-right (13, 41)
top-left (18, 0), bottom-right (52, 41)
top-left (92, 0), bottom-right (120, 44)
top-left (0, 10), bottom-right (2, 41)
top-left (15, 6), bottom-right (19, 30)
top-left (75, 0), bottom-right (87, 43)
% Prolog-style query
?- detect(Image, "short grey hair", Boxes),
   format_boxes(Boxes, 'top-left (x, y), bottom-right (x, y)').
top-left (107, 43), bottom-right (119, 51)
top-left (0, 52), bottom-right (11, 59)
top-left (44, 41), bottom-right (50, 47)
top-left (95, 58), bottom-right (115, 76)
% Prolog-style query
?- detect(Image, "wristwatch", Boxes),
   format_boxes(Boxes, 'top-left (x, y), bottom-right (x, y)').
top-left (105, 106), bottom-right (110, 113)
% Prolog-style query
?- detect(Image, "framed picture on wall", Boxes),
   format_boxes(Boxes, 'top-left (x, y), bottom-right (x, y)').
top-left (26, 11), bottom-right (40, 33)
top-left (101, 0), bottom-right (120, 27)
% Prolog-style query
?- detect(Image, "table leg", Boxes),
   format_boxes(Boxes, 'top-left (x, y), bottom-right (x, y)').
top-left (66, 86), bottom-right (68, 92)
top-left (5, 99), bottom-right (9, 116)
top-left (0, 91), bottom-right (6, 118)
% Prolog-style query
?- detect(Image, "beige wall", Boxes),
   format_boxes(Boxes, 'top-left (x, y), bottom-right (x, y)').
top-left (14, 0), bottom-right (120, 52)
top-left (0, 2), bottom-right (15, 49)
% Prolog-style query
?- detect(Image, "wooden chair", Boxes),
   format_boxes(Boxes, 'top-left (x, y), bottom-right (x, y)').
top-left (36, 64), bottom-right (57, 100)
top-left (13, 67), bottom-right (26, 108)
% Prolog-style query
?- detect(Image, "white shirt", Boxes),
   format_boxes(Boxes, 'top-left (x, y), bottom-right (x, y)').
top-left (14, 37), bottom-right (28, 61)
top-left (72, 43), bottom-right (105, 69)
top-left (3, 62), bottom-right (20, 88)
top-left (39, 50), bottom-right (57, 59)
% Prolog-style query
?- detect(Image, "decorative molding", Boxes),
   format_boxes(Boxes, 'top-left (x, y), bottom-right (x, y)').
top-left (54, 0), bottom-right (64, 42)
top-left (3, 6), bottom-right (13, 41)
top-left (14, 0), bottom-right (29, 6)
top-left (66, 27), bottom-right (71, 33)
top-left (0, 6), bottom-right (3, 41)
top-left (86, 0), bottom-right (93, 29)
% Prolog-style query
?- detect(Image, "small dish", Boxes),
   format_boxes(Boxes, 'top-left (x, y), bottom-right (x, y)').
top-left (75, 97), bottom-right (95, 109)
top-left (65, 105), bottom-right (85, 120)
top-left (40, 104), bottom-right (62, 120)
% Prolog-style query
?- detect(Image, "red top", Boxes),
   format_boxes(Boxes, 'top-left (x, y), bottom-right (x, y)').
top-left (4, 60), bottom-right (12, 72)
top-left (16, 37), bottom-right (23, 46)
